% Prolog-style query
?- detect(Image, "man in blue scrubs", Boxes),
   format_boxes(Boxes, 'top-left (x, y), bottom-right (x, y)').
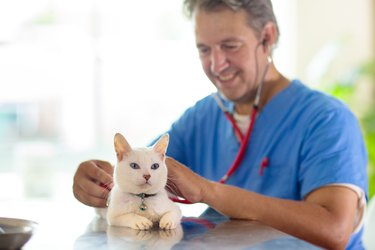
top-left (73, 1), bottom-right (368, 249)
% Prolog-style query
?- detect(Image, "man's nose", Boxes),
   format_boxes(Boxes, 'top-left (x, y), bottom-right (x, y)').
top-left (210, 50), bottom-right (228, 75)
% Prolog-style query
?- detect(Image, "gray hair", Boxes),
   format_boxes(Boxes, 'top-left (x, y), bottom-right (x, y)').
top-left (183, 0), bottom-right (280, 43)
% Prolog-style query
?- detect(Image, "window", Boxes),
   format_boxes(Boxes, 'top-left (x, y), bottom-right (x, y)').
top-left (0, 0), bottom-right (295, 200)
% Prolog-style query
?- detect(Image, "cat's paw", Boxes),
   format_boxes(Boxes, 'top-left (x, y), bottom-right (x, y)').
top-left (130, 217), bottom-right (153, 230)
top-left (159, 217), bottom-right (178, 230)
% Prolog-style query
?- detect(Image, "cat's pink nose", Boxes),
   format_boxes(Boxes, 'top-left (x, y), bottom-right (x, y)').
top-left (143, 174), bottom-right (151, 181)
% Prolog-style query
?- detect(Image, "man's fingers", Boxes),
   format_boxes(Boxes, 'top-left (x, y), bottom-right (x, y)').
top-left (83, 160), bottom-right (114, 189)
top-left (73, 183), bottom-right (108, 207)
top-left (92, 160), bottom-right (114, 176)
top-left (76, 175), bottom-right (111, 199)
top-left (72, 160), bottom-right (113, 207)
top-left (165, 156), bottom-right (206, 203)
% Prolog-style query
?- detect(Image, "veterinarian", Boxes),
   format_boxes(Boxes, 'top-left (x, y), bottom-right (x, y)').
top-left (72, 0), bottom-right (368, 249)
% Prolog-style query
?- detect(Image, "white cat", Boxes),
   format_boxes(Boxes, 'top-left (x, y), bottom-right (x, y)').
top-left (103, 132), bottom-right (182, 230)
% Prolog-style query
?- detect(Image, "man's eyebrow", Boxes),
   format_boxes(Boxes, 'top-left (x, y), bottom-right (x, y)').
top-left (196, 43), bottom-right (206, 48)
top-left (221, 37), bottom-right (242, 43)
top-left (196, 38), bottom-right (242, 47)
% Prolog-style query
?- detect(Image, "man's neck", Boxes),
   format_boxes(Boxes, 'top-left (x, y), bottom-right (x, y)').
top-left (235, 74), bottom-right (290, 115)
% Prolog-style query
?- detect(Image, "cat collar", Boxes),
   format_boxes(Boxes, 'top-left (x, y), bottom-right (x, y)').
top-left (135, 193), bottom-right (157, 211)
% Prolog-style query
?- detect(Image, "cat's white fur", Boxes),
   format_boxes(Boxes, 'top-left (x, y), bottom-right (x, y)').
top-left (102, 133), bottom-right (181, 230)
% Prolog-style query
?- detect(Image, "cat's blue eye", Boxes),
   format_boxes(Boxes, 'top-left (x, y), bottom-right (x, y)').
top-left (151, 163), bottom-right (159, 170)
top-left (129, 162), bottom-right (140, 169)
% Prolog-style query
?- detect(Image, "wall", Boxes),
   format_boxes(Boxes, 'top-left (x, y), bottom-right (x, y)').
top-left (295, 0), bottom-right (374, 86)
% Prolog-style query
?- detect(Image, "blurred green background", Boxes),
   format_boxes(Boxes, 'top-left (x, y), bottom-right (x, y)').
top-left (322, 59), bottom-right (375, 199)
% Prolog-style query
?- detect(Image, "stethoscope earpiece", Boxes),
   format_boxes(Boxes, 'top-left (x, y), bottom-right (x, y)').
top-left (262, 39), bottom-right (267, 47)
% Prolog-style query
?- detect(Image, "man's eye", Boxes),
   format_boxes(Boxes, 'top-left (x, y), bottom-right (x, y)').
top-left (198, 46), bottom-right (210, 56)
top-left (222, 44), bottom-right (239, 50)
top-left (151, 163), bottom-right (159, 170)
top-left (129, 163), bottom-right (140, 169)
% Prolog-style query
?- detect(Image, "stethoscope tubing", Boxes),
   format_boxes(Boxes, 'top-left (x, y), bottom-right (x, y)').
top-left (171, 54), bottom-right (273, 204)
top-left (219, 106), bottom-right (258, 183)
top-left (170, 104), bottom-right (258, 204)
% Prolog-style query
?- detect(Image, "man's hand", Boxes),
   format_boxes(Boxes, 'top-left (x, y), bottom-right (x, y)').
top-left (165, 157), bottom-right (211, 203)
top-left (73, 160), bottom-right (114, 207)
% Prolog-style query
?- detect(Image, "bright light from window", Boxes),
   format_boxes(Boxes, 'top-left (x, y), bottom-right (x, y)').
top-left (0, 0), bottom-right (295, 202)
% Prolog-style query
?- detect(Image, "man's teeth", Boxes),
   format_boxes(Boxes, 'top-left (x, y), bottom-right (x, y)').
top-left (218, 74), bottom-right (235, 81)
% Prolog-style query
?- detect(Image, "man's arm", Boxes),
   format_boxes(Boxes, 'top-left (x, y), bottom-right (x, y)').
top-left (166, 157), bottom-right (358, 250)
top-left (205, 182), bottom-right (357, 250)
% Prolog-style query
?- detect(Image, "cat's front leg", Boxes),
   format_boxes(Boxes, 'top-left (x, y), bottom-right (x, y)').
top-left (109, 213), bottom-right (153, 230)
top-left (159, 210), bottom-right (181, 230)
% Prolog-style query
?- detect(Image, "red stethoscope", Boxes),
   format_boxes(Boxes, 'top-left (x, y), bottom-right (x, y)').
top-left (171, 55), bottom-right (272, 204)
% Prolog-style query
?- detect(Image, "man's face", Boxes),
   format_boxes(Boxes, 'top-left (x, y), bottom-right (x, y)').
top-left (194, 7), bottom-right (262, 103)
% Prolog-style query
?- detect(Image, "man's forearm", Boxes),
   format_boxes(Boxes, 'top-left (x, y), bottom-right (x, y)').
top-left (203, 182), bottom-right (357, 250)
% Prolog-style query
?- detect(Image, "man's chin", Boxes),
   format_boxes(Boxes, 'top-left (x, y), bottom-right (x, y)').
top-left (218, 91), bottom-right (241, 102)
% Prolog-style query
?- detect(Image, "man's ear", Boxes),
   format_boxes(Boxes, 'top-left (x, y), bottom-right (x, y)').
top-left (260, 22), bottom-right (277, 54)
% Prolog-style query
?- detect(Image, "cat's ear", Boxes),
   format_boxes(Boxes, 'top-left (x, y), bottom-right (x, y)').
top-left (153, 134), bottom-right (169, 157)
top-left (114, 133), bottom-right (132, 161)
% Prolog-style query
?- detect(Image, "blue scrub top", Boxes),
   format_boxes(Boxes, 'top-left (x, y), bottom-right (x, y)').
top-left (160, 79), bottom-right (368, 249)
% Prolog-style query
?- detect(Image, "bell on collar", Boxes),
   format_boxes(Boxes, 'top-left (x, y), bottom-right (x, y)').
top-left (139, 203), bottom-right (147, 211)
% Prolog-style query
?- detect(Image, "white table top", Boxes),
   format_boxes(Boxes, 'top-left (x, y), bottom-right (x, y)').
top-left (0, 198), bottom-right (320, 250)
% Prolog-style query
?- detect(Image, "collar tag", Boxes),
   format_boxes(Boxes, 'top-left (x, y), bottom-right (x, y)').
top-left (134, 193), bottom-right (157, 211)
